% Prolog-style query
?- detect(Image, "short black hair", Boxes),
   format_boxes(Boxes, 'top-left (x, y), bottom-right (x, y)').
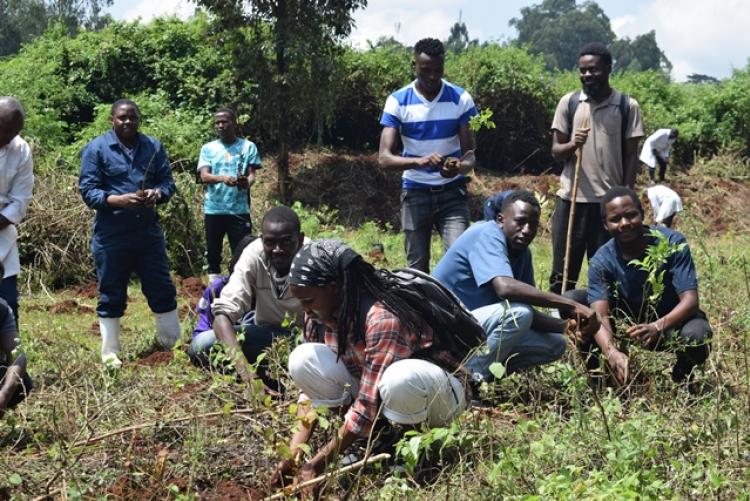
top-left (0, 97), bottom-right (25, 123)
top-left (229, 234), bottom-right (257, 273)
top-left (261, 205), bottom-right (301, 233)
top-left (578, 42), bottom-right (612, 67)
top-left (600, 186), bottom-right (643, 219)
top-left (111, 99), bottom-right (140, 116)
top-left (414, 38), bottom-right (445, 58)
top-left (215, 108), bottom-right (237, 120)
top-left (500, 190), bottom-right (541, 214)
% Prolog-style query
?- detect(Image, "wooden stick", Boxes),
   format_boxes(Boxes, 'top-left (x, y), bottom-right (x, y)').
top-left (70, 408), bottom-right (258, 448)
top-left (262, 453), bottom-right (391, 500)
top-left (561, 116), bottom-right (590, 294)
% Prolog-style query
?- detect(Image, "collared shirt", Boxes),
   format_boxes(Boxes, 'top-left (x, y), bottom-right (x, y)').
top-left (0, 135), bottom-right (34, 276)
top-left (78, 129), bottom-right (175, 241)
top-left (380, 79), bottom-right (478, 189)
top-left (303, 301), bottom-right (434, 436)
top-left (551, 90), bottom-right (644, 202)
top-left (432, 221), bottom-right (535, 311)
top-left (588, 226), bottom-right (697, 320)
top-left (211, 237), bottom-right (308, 327)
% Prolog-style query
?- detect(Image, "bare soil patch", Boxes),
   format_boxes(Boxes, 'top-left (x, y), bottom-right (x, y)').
top-left (136, 351), bottom-right (173, 367)
top-left (48, 299), bottom-right (95, 315)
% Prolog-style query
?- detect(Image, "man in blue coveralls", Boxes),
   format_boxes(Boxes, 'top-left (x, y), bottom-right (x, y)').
top-left (79, 99), bottom-right (181, 368)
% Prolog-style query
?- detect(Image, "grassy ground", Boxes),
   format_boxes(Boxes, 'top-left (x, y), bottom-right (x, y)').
top-left (3, 161), bottom-right (750, 499)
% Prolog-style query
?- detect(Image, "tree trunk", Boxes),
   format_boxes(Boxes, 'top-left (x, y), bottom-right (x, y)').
top-left (275, 0), bottom-right (292, 203)
top-left (278, 141), bottom-right (290, 203)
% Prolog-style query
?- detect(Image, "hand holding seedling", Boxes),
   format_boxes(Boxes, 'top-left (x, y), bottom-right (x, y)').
top-left (564, 304), bottom-right (599, 342)
top-left (141, 188), bottom-right (161, 208)
top-left (107, 192), bottom-right (148, 209)
top-left (606, 350), bottom-right (629, 385)
top-left (440, 157), bottom-right (460, 178)
top-left (440, 149), bottom-right (476, 178)
top-left (223, 175), bottom-right (237, 186)
top-left (291, 462), bottom-right (324, 499)
top-left (416, 153), bottom-right (444, 168)
top-left (627, 322), bottom-right (660, 347)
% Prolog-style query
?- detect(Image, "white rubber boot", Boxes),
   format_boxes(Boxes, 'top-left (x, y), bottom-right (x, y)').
top-left (100, 317), bottom-right (122, 368)
top-left (155, 309), bottom-right (181, 349)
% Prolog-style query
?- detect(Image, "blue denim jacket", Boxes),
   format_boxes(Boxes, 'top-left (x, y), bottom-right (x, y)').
top-left (79, 129), bottom-right (176, 243)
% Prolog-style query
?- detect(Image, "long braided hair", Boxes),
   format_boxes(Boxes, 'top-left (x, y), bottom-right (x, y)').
top-left (289, 240), bottom-right (425, 357)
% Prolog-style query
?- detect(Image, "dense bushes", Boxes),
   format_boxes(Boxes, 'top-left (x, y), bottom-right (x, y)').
top-left (3, 16), bottom-right (750, 173)
top-left (3, 16), bottom-right (750, 286)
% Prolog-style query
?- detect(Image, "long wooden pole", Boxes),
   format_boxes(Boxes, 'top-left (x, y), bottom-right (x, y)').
top-left (561, 116), bottom-right (589, 294)
top-left (262, 453), bottom-right (391, 500)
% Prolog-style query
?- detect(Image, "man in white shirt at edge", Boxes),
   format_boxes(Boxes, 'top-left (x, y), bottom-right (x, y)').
top-left (0, 97), bottom-right (34, 325)
top-left (640, 128), bottom-right (678, 182)
top-left (646, 184), bottom-right (683, 228)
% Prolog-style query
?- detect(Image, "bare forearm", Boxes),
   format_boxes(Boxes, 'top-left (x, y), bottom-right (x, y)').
top-left (655, 295), bottom-right (699, 333)
top-left (201, 174), bottom-right (228, 185)
top-left (531, 310), bottom-right (568, 333)
top-left (0, 363), bottom-right (23, 408)
top-left (496, 279), bottom-right (579, 312)
top-left (378, 151), bottom-right (422, 172)
top-left (552, 140), bottom-right (577, 161)
top-left (459, 151), bottom-right (476, 175)
top-left (310, 424), bottom-right (358, 470)
top-left (623, 157), bottom-right (638, 188)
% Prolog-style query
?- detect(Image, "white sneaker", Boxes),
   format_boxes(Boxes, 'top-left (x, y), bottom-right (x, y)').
top-left (102, 352), bottom-right (122, 369)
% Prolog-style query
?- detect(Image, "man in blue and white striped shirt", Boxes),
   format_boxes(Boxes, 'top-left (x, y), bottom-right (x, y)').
top-left (378, 38), bottom-right (478, 272)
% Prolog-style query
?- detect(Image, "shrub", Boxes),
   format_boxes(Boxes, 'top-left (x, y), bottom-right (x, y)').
top-left (448, 45), bottom-right (557, 172)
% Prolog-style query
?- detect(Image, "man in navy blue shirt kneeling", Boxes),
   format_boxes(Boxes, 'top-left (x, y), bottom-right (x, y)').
top-left (569, 186), bottom-right (711, 389)
top-left (433, 190), bottom-right (598, 384)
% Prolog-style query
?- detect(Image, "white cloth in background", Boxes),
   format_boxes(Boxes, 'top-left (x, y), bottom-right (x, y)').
top-left (647, 184), bottom-right (683, 223)
top-left (0, 135), bottom-right (34, 277)
top-left (640, 128), bottom-right (675, 168)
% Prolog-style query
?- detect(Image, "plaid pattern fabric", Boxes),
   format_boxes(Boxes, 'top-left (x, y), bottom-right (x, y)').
top-left (304, 301), bottom-right (434, 436)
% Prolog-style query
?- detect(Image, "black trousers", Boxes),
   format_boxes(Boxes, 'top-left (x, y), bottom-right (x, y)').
top-left (648, 153), bottom-right (668, 181)
top-left (563, 289), bottom-right (712, 381)
top-left (549, 197), bottom-right (610, 294)
top-left (204, 214), bottom-right (252, 274)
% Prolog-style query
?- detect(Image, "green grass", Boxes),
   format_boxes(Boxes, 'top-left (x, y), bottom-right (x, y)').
top-left (2, 201), bottom-right (750, 500)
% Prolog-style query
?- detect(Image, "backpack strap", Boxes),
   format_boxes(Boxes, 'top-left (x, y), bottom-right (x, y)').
top-left (566, 90), bottom-right (581, 137)
top-left (619, 92), bottom-right (631, 159)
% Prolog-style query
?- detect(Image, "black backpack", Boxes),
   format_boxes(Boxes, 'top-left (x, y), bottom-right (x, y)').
top-left (566, 90), bottom-right (631, 160)
top-left (387, 267), bottom-right (485, 362)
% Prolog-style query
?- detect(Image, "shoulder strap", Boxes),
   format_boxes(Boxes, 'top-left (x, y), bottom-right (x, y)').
top-left (566, 90), bottom-right (581, 135)
top-left (619, 92), bottom-right (631, 160)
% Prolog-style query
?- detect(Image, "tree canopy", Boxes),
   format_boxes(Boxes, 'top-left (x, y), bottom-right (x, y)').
top-left (194, 0), bottom-right (367, 201)
top-left (510, 0), bottom-right (615, 70)
top-left (0, 0), bottom-right (112, 56)
top-left (610, 30), bottom-right (672, 73)
top-left (509, 0), bottom-right (671, 74)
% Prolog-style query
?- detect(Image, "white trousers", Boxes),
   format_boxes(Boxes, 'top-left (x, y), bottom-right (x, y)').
top-left (288, 343), bottom-right (467, 426)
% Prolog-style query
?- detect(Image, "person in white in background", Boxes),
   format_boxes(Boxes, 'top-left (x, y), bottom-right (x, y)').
top-left (0, 97), bottom-right (34, 325)
top-left (640, 128), bottom-right (678, 182)
top-left (647, 184), bottom-right (683, 228)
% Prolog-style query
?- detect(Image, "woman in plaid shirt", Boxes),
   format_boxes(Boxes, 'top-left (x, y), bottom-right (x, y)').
top-left (270, 240), bottom-right (468, 490)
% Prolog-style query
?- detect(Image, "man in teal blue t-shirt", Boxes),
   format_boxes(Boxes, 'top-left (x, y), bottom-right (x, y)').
top-left (198, 108), bottom-right (261, 280)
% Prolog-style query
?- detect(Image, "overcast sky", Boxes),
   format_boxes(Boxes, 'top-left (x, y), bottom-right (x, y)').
top-left (106, 0), bottom-right (750, 82)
